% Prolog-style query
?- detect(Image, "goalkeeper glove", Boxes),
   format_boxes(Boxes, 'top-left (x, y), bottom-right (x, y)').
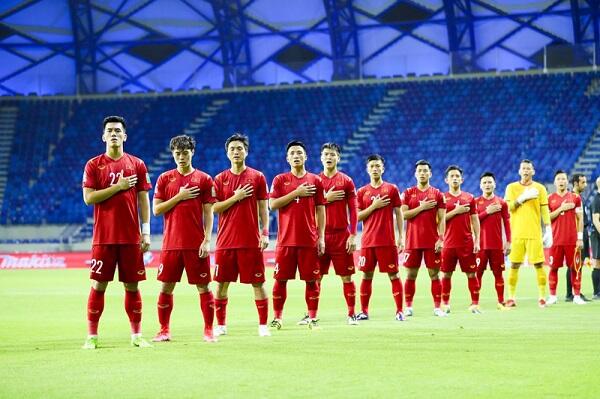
top-left (517, 187), bottom-right (539, 205)
top-left (543, 225), bottom-right (553, 248)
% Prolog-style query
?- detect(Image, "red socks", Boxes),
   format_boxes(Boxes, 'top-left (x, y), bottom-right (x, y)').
top-left (255, 298), bottom-right (269, 325)
top-left (404, 278), bottom-right (415, 308)
top-left (157, 292), bottom-right (173, 331)
top-left (199, 291), bottom-right (215, 330)
top-left (431, 279), bottom-right (442, 308)
top-left (305, 281), bottom-right (320, 319)
top-left (390, 278), bottom-right (403, 313)
top-left (214, 298), bottom-right (228, 326)
top-left (272, 280), bottom-right (287, 319)
top-left (570, 268), bottom-right (581, 296)
top-left (360, 279), bottom-right (373, 314)
top-left (124, 290), bottom-right (142, 334)
top-left (549, 268), bottom-right (559, 295)
top-left (87, 288), bottom-right (105, 335)
top-left (343, 281), bottom-right (356, 316)
top-left (467, 276), bottom-right (480, 305)
top-left (441, 277), bottom-right (452, 305)
top-left (493, 270), bottom-right (505, 303)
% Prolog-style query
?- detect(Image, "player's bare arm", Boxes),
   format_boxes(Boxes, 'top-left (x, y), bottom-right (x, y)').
top-left (269, 183), bottom-right (316, 210)
top-left (401, 199), bottom-right (436, 220)
top-left (258, 199), bottom-right (269, 251)
top-left (138, 191), bottom-right (151, 252)
top-left (153, 183), bottom-right (200, 215)
top-left (435, 207), bottom-right (446, 253)
top-left (394, 206), bottom-right (405, 252)
top-left (213, 184), bottom-right (254, 214)
top-left (358, 195), bottom-right (390, 221)
top-left (316, 205), bottom-right (326, 256)
top-left (83, 175), bottom-right (137, 205)
top-left (199, 202), bottom-right (214, 258)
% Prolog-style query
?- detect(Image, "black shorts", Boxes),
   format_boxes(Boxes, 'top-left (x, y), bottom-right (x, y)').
top-left (590, 232), bottom-right (600, 260)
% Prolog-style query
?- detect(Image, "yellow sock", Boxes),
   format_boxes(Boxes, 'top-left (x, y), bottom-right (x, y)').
top-left (535, 266), bottom-right (547, 299)
top-left (508, 268), bottom-right (519, 299)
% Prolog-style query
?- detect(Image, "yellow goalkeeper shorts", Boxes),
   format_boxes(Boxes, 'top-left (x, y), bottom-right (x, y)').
top-left (508, 238), bottom-right (545, 265)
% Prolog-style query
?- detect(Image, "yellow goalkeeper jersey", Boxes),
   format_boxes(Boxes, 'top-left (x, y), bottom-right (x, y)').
top-left (504, 181), bottom-right (550, 240)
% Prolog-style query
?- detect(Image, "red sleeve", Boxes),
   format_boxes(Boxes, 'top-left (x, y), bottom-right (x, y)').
top-left (357, 188), bottom-right (365, 210)
top-left (348, 196), bottom-right (358, 234)
top-left (256, 173), bottom-right (268, 200)
top-left (214, 174), bottom-right (225, 201)
top-left (135, 160), bottom-right (152, 191)
top-left (502, 201), bottom-right (511, 242)
top-left (201, 176), bottom-right (217, 204)
top-left (82, 161), bottom-right (98, 189)
top-left (346, 177), bottom-right (357, 199)
top-left (270, 175), bottom-right (283, 199)
top-left (315, 177), bottom-right (326, 206)
top-left (391, 185), bottom-right (401, 208)
top-left (469, 197), bottom-right (477, 215)
top-left (575, 194), bottom-right (582, 208)
top-left (153, 174), bottom-right (165, 200)
top-left (478, 208), bottom-right (489, 221)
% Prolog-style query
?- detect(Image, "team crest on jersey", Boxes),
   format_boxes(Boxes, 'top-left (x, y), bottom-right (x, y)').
top-left (137, 270), bottom-right (145, 275)
top-left (98, 164), bottom-right (106, 170)
top-left (191, 177), bottom-right (200, 183)
top-left (255, 273), bottom-right (263, 278)
top-left (284, 181), bottom-right (291, 186)
top-left (201, 273), bottom-right (208, 278)
top-left (126, 164), bottom-right (134, 171)
top-left (223, 180), bottom-right (230, 186)
top-left (169, 176), bottom-right (176, 182)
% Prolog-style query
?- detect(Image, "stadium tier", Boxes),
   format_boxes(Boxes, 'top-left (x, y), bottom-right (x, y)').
top-left (1, 70), bottom-right (599, 238)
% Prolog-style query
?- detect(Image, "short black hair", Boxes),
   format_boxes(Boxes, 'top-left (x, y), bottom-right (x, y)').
top-left (225, 133), bottom-right (249, 151)
top-left (169, 135), bottom-right (195, 151)
top-left (366, 154), bottom-right (384, 165)
top-left (571, 173), bottom-right (585, 186)
top-left (286, 140), bottom-right (306, 153)
top-left (103, 115), bottom-right (126, 130)
top-left (415, 159), bottom-right (431, 171)
top-left (445, 165), bottom-right (463, 177)
top-left (321, 142), bottom-right (341, 155)
top-left (554, 169), bottom-right (567, 179)
top-left (480, 171), bottom-right (496, 181)
top-left (521, 159), bottom-right (534, 166)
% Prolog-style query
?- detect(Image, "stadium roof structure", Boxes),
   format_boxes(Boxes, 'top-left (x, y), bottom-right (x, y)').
top-left (0, 0), bottom-right (598, 95)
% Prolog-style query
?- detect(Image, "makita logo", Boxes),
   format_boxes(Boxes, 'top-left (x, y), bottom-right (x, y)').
top-left (0, 254), bottom-right (67, 269)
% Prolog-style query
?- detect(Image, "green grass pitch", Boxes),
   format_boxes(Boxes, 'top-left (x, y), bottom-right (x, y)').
top-left (0, 267), bottom-right (598, 399)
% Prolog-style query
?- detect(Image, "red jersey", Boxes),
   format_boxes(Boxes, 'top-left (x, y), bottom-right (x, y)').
top-left (270, 172), bottom-right (326, 247)
top-left (83, 153), bottom-right (152, 245)
top-left (357, 182), bottom-right (401, 248)
top-left (319, 171), bottom-right (358, 234)
top-left (476, 195), bottom-right (511, 250)
top-left (214, 167), bottom-right (268, 249)
top-left (402, 186), bottom-right (445, 249)
top-left (444, 191), bottom-right (476, 248)
top-left (549, 192), bottom-right (582, 246)
top-left (153, 169), bottom-right (216, 250)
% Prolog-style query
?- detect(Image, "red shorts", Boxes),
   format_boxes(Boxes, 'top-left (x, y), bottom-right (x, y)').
top-left (214, 248), bottom-right (266, 284)
top-left (358, 246), bottom-right (399, 273)
top-left (274, 246), bottom-right (320, 281)
top-left (89, 244), bottom-right (146, 283)
top-left (158, 250), bottom-right (211, 285)
top-left (402, 248), bottom-right (441, 269)
top-left (319, 231), bottom-right (355, 276)
top-left (477, 249), bottom-right (505, 273)
top-left (549, 245), bottom-right (577, 269)
top-left (441, 246), bottom-right (477, 273)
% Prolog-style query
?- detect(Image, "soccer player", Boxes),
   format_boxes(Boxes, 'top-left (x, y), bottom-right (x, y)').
top-left (152, 135), bottom-right (217, 343)
top-left (440, 165), bottom-right (481, 314)
top-left (401, 160), bottom-right (447, 317)
top-left (504, 159), bottom-right (551, 308)
top-left (565, 173), bottom-right (590, 302)
top-left (589, 177), bottom-right (600, 299)
top-left (310, 142), bottom-right (359, 325)
top-left (269, 140), bottom-right (326, 329)
top-left (475, 172), bottom-right (511, 309)
top-left (82, 115), bottom-right (152, 349)
top-left (356, 155), bottom-right (405, 321)
top-left (547, 170), bottom-right (585, 305)
top-left (212, 134), bottom-right (271, 337)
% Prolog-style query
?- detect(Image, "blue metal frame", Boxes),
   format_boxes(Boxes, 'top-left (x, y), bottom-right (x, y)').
top-left (444, 0), bottom-right (476, 73)
top-left (324, 0), bottom-right (360, 80)
top-left (211, 0), bottom-right (253, 87)
top-left (571, 0), bottom-right (600, 57)
top-left (68, 0), bottom-right (97, 94)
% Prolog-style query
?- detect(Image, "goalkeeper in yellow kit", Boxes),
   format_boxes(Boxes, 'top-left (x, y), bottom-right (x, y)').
top-left (504, 160), bottom-right (552, 308)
